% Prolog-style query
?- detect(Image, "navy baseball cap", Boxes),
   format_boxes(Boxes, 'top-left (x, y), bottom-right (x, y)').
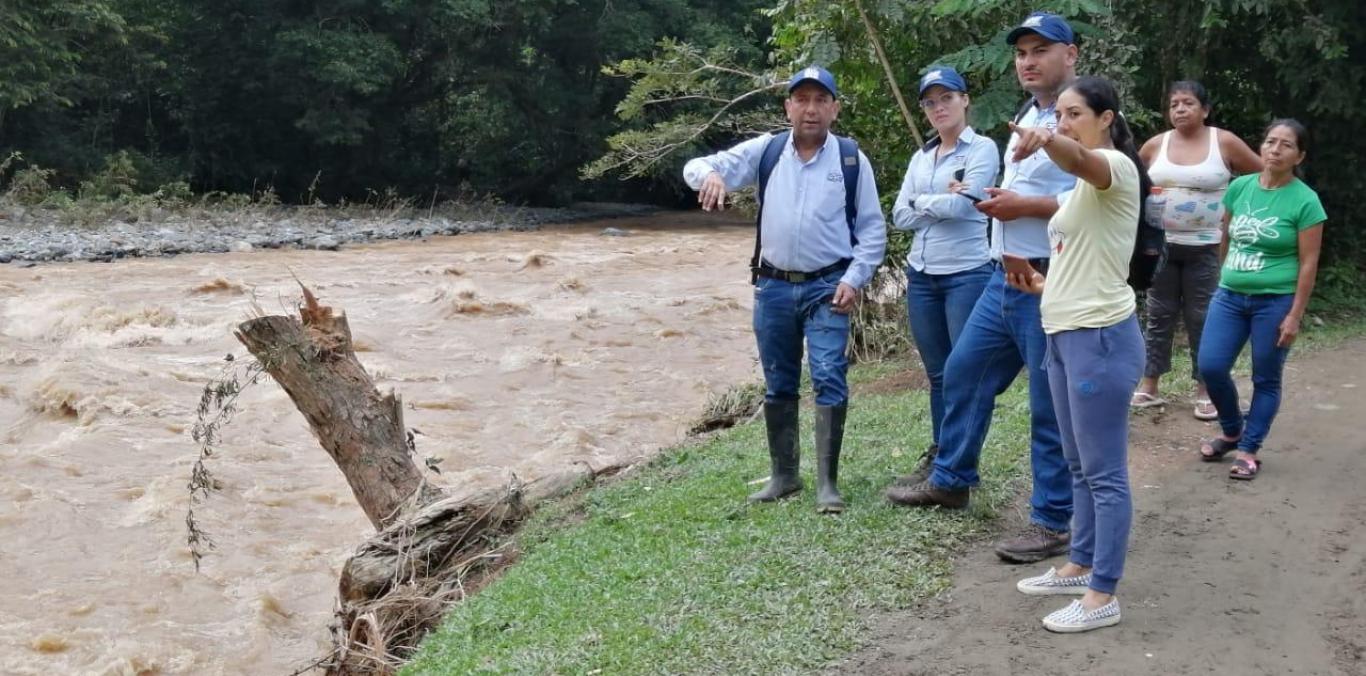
top-left (918, 66), bottom-right (968, 96)
top-left (788, 65), bottom-right (838, 97)
top-left (1006, 12), bottom-right (1076, 45)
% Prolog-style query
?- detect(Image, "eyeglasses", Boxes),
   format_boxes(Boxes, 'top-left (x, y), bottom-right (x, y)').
top-left (919, 93), bottom-right (960, 110)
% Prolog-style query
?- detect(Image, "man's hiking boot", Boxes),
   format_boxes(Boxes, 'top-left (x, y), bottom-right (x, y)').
top-left (748, 400), bottom-right (803, 502)
top-left (994, 524), bottom-right (1071, 563)
top-left (884, 479), bottom-right (969, 509)
top-left (814, 404), bottom-right (847, 514)
top-left (891, 443), bottom-right (939, 487)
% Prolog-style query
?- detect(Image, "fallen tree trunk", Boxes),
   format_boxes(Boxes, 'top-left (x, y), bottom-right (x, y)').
top-left (234, 286), bottom-right (528, 674)
top-left (235, 287), bottom-right (441, 528)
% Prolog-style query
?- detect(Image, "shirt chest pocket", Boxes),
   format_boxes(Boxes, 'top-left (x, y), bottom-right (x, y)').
top-left (811, 173), bottom-right (848, 228)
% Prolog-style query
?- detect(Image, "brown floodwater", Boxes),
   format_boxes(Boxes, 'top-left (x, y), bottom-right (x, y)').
top-left (0, 212), bottom-right (758, 674)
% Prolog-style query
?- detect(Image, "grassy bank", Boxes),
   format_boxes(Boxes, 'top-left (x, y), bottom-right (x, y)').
top-left (404, 311), bottom-right (1366, 674)
top-left (404, 364), bottom-right (1032, 674)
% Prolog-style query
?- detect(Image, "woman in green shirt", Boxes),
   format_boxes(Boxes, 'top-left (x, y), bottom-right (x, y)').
top-left (1196, 119), bottom-right (1326, 479)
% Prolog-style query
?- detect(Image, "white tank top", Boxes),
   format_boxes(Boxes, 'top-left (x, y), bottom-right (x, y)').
top-left (1147, 128), bottom-right (1232, 246)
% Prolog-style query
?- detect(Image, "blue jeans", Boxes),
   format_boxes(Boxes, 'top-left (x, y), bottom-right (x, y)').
top-left (1197, 289), bottom-right (1294, 453)
top-left (1046, 315), bottom-right (1144, 594)
top-left (929, 266), bottom-right (1072, 532)
top-left (906, 263), bottom-right (993, 444)
top-left (753, 268), bottom-right (851, 406)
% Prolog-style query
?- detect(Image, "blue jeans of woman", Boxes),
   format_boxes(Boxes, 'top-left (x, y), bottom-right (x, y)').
top-left (1045, 314), bottom-right (1144, 594)
top-left (906, 263), bottom-right (993, 444)
top-left (1197, 289), bottom-right (1295, 453)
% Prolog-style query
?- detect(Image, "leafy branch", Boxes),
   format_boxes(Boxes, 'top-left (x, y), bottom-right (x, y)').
top-left (581, 40), bottom-right (785, 180)
top-left (185, 354), bottom-right (268, 571)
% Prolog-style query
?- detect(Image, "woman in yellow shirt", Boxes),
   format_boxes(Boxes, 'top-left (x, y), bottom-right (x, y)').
top-left (1004, 76), bottom-right (1146, 634)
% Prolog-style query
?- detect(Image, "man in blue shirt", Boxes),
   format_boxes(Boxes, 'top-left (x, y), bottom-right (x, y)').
top-left (887, 12), bottom-right (1080, 564)
top-left (683, 66), bottom-right (886, 513)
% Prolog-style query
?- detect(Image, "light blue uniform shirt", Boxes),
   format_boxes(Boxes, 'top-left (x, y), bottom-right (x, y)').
top-left (891, 127), bottom-right (999, 274)
top-left (991, 102), bottom-right (1078, 260)
top-left (683, 132), bottom-right (887, 289)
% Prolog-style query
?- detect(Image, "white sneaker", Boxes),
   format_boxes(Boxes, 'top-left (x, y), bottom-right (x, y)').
top-left (1042, 598), bottom-right (1121, 633)
top-left (1016, 567), bottom-right (1090, 596)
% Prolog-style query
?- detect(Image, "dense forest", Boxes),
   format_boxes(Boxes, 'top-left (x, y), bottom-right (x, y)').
top-left (2, 0), bottom-right (1363, 270)
top-left (0, 0), bottom-right (770, 205)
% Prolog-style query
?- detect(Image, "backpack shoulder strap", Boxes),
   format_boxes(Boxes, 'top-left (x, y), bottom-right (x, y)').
top-left (756, 130), bottom-right (789, 210)
top-left (751, 131), bottom-right (790, 280)
top-left (836, 135), bottom-right (860, 245)
top-left (1013, 97), bottom-right (1038, 125)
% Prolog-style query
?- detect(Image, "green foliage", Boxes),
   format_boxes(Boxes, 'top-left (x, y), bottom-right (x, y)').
top-left (0, 0), bottom-right (774, 206)
top-left (4, 165), bottom-right (59, 206)
top-left (0, 0), bottom-right (130, 111)
top-left (592, 0), bottom-right (1366, 302)
top-left (582, 39), bottom-right (785, 181)
top-left (78, 150), bottom-right (139, 200)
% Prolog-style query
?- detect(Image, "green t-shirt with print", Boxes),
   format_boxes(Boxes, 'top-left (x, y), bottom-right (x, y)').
top-left (1219, 174), bottom-right (1326, 295)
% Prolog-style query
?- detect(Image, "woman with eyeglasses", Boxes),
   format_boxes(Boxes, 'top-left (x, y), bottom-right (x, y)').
top-left (887, 65), bottom-right (999, 488)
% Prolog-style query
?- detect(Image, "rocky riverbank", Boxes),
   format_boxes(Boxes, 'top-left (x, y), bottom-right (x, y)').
top-left (0, 202), bottom-right (659, 264)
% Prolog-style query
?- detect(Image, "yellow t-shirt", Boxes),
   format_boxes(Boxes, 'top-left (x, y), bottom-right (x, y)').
top-left (1040, 149), bottom-right (1139, 333)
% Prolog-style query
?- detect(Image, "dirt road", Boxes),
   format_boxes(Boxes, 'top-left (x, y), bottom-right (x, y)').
top-left (839, 338), bottom-right (1366, 675)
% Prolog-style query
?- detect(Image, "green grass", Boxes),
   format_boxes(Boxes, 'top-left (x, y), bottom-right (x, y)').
top-left (404, 374), bottom-right (1034, 674)
top-left (405, 311), bottom-right (1366, 675)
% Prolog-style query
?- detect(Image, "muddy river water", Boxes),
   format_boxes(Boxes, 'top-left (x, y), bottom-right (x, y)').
top-left (0, 213), bottom-right (759, 674)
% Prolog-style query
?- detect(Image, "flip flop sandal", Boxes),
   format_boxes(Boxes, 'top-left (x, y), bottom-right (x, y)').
top-left (1130, 392), bottom-right (1167, 408)
top-left (1229, 457), bottom-right (1262, 480)
top-left (1200, 437), bottom-right (1239, 462)
top-left (1193, 399), bottom-right (1218, 421)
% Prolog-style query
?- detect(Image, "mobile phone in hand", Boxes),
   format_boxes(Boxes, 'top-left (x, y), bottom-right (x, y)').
top-left (1002, 252), bottom-right (1044, 277)
top-left (953, 168), bottom-right (982, 203)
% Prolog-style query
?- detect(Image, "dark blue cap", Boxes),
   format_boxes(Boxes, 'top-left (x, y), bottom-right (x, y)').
top-left (788, 65), bottom-right (838, 97)
top-left (1006, 12), bottom-right (1076, 45)
top-left (918, 66), bottom-right (968, 96)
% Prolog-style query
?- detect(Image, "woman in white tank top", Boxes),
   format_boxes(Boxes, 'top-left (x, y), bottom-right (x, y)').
top-left (1132, 81), bottom-right (1262, 419)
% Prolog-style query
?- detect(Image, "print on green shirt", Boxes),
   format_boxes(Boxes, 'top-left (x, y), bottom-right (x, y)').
top-left (1218, 174), bottom-right (1327, 296)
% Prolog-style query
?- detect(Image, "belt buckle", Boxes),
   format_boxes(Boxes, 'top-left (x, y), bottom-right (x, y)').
top-left (789, 271), bottom-right (808, 283)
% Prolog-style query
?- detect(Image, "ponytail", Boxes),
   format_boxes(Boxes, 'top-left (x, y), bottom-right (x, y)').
top-left (1110, 112), bottom-right (1152, 228)
top-left (1067, 76), bottom-right (1152, 227)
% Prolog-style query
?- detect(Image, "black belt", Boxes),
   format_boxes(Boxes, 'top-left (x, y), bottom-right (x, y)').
top-left (753, 258), bottom-right (851, 284)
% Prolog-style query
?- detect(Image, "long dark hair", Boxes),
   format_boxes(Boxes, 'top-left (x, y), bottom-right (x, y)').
top-left (1065, 75), bottom-right (1153, 228)
top-left (1167, 80), bottom-right (1211, 125)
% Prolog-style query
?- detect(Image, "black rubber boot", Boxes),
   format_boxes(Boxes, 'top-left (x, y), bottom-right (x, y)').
top-left (748, 400), bottom-right (803, 502)
top-left (815, 404), bottom-right (848, 513)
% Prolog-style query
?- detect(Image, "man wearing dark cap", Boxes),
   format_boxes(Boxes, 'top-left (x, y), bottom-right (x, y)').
top-left (887, 13), bottom-right (1081, 565)
top-left (683, 66), bottom-right (887, 513)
